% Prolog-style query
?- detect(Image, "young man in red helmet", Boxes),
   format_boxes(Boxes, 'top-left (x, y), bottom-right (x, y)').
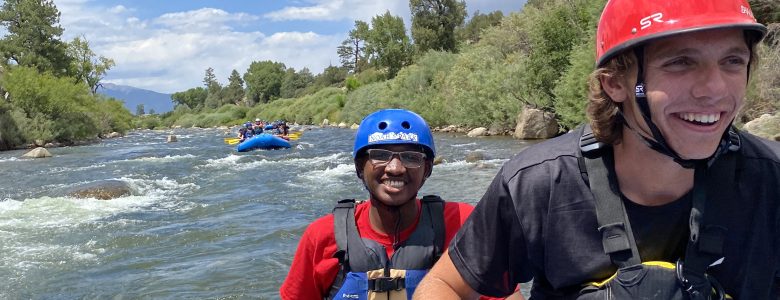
top-left (280, 109), bottom-right (520, 299)
top-left (416, 0), bottom-right (779, 299)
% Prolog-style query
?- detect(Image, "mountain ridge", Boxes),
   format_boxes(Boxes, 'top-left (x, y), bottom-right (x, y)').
top-left (97, 83), bottom-right (175, 114)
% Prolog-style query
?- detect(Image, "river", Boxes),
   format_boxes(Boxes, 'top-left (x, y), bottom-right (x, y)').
top-left (0, 127), bottom-right (536, 299)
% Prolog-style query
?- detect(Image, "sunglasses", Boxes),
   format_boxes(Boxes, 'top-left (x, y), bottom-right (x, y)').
top-left (367, 149), bottom-right (427, 168)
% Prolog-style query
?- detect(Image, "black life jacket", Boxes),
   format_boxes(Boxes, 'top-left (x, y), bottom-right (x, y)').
top-left (576, 125), bottom-right (738, 300)
top-left (326, 196), bottom-right (445, 300)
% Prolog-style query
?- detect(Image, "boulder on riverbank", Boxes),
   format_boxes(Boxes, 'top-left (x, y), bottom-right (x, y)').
top-left (66, 180), bottom-right (134, 200)
top-left (514, 108), bottom-right (559, 139)
top-left (743, 113), bottom-right (780, 140)
top-left (22, 147), bottom-right (52, 158)
top-left (467, 127), bottom-right (488, 137)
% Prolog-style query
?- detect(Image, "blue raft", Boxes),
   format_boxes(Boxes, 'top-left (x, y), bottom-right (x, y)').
top-left (236, 134), bottom-right (291, 152)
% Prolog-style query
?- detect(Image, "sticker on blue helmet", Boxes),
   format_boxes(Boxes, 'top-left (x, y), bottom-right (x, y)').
top-left (368, 132), bottom-right (419, 143)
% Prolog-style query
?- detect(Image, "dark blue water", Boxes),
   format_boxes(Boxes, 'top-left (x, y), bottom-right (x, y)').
top-left (0, 127), bottom-right (536, 299)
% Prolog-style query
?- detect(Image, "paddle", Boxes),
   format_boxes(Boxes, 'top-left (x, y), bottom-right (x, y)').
top-left (224, 137), bottom-right (241, 144)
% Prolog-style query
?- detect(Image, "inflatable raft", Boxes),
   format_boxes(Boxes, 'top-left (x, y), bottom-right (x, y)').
top-left (236, 134), bottom-right (291, 152)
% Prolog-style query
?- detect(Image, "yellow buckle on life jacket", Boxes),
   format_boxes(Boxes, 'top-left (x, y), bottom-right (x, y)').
top-left (367, 269), bottom-right (407, 300)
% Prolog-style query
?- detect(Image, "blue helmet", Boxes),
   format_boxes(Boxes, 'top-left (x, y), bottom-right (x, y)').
top-left (353, 109), bottom-right (435, 159)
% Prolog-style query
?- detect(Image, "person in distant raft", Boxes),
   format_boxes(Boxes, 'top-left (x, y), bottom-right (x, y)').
top-left (253, 118), bottom-right (265, 135)
top-left (415, 0), bottom-right (780, 299)
top-left (238, 122), bottom-right (254, 142)
top-left (280, 109), bottom-right (520, 300)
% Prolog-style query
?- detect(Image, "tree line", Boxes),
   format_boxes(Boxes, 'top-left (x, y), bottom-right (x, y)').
top-left (156, 0), bottom-right (778, 133)
top-left (168, 1), bottom-right (502, 113)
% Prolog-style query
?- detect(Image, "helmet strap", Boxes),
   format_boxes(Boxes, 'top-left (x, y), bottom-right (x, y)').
top-left (628, 47), bottom-right (741, 168)
top-left (631, 47), bottom-right (702, 169)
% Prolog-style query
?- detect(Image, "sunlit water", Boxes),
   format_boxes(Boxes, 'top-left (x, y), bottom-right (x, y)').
top-left (0, 127), bottom-right (537, 299)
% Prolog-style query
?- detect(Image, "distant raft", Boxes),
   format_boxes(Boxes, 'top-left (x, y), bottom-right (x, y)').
top-left (236, 134), bottom-right (291, 152)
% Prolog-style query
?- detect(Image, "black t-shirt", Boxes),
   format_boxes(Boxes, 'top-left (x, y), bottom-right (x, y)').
top-left (449, 128), bottom-right (780, 299)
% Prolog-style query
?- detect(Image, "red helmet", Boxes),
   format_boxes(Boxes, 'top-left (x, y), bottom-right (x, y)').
top-left (596, 0), bottom-right (767, 67)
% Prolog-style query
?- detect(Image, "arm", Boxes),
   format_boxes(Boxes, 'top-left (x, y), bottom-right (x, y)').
top-left (280, 216), bottom-right (339, 300)
top-left (416, 250), bottom-right (527, 300)
top-left (415, 249), bottom-right (480, 299)
top-left (417, 170), bottom-right (528, 299)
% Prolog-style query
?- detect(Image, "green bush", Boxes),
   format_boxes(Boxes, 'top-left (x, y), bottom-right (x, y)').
top-left (245, 87), bottom-right (347, 125)
top-left (353, 67), bottom-right (387, 86)
top-left (553, 35), bottom-right (595, 130)
top-left (1, 66), bottom-right (112, 143)
top-left (440, 45), bottom-right (521, 130)
top-left (132, 115), bottom-right (162, 130)
top-left (0, 104), bottom-right (24, 149)
top-left (388, 51), bottom-right (457, 126)
top-left (342, 81), bottom-right (394, 124)
top-left (94, 97), bottom-right (133, 134)
top-left (345, 76), bottom-right (361, 92)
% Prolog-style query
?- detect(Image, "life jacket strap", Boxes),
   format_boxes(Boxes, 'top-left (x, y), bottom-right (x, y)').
top-left (368, 277), bottom-right (406, 292)
top-left (578, 124), bottom-right (739, 298)
top-left (421, 195), bottom-right (445, 262)
top-left (578, 125), bottom-right (641, 268)
top-left (679, 151), bottom-right (737, 298)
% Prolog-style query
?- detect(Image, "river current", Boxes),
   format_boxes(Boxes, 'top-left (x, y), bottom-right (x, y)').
top-left (0, 127), bottom-right (536, 299)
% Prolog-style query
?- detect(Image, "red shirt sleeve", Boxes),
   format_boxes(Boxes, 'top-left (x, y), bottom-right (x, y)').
top-left (442, 201), bottom-right (476, 246)
top-left (280, 214), bottom-right (340, 300)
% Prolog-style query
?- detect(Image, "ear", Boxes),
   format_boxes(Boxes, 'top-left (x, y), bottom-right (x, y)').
top-left (599, 72), bottom-right (631, 103)
top-left (423, 160), bottom-right (433, 178)
top-left (354, 159), bottom-right (364, 180)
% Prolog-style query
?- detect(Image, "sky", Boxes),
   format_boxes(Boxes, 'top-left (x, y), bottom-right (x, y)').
top-left (50, 0), bottom-right (526, 94)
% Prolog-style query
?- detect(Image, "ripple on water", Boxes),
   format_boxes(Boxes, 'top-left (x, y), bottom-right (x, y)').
top-left (0, 176), bottom-right (201, 273)
top-left (297, 163), bottom-right (354, 182)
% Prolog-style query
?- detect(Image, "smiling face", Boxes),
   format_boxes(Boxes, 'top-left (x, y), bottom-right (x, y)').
top-left (617, 29), bottom-right (751, 159)
top-left (356, 144), bottom-right (432, 207)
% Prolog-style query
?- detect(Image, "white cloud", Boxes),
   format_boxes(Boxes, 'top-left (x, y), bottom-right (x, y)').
top-left (48, 0), bottom-right (523, 94)
top-left (265, 0), bottom-right (408, 23)
top-left (154, 8), bottom-right (259, 32)
top-left (52, 1), bottom-right (344, 94)
top-left (263, 0), bottom-right (525, 23)
top-left (109, 5), bottom-right (129, 14)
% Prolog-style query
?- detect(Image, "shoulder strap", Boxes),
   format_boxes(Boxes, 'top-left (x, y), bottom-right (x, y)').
top-left (333, 199), bottom-right (355, 256)
top-left (422, 195), bottom-right (446, 262)
top-left (679, 152), bottom-right (737, 297)
top-left (327, 199), bottom-right (356, 300)
top-left (332, 199), bottom-right (386, 271)
top-left (579, 125), bottom-right (642, 268)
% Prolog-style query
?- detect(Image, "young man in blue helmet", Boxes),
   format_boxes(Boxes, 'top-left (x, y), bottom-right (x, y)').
top-left (416, 0), bottom-right (779, 299)
top-left (281, 109), bottom-right (517, 299)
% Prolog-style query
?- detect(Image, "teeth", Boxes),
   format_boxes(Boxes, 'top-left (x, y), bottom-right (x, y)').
top-left (678, 113), bottom-right (720, 124)
top-left (384, 180), bottom-right (404, 188)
